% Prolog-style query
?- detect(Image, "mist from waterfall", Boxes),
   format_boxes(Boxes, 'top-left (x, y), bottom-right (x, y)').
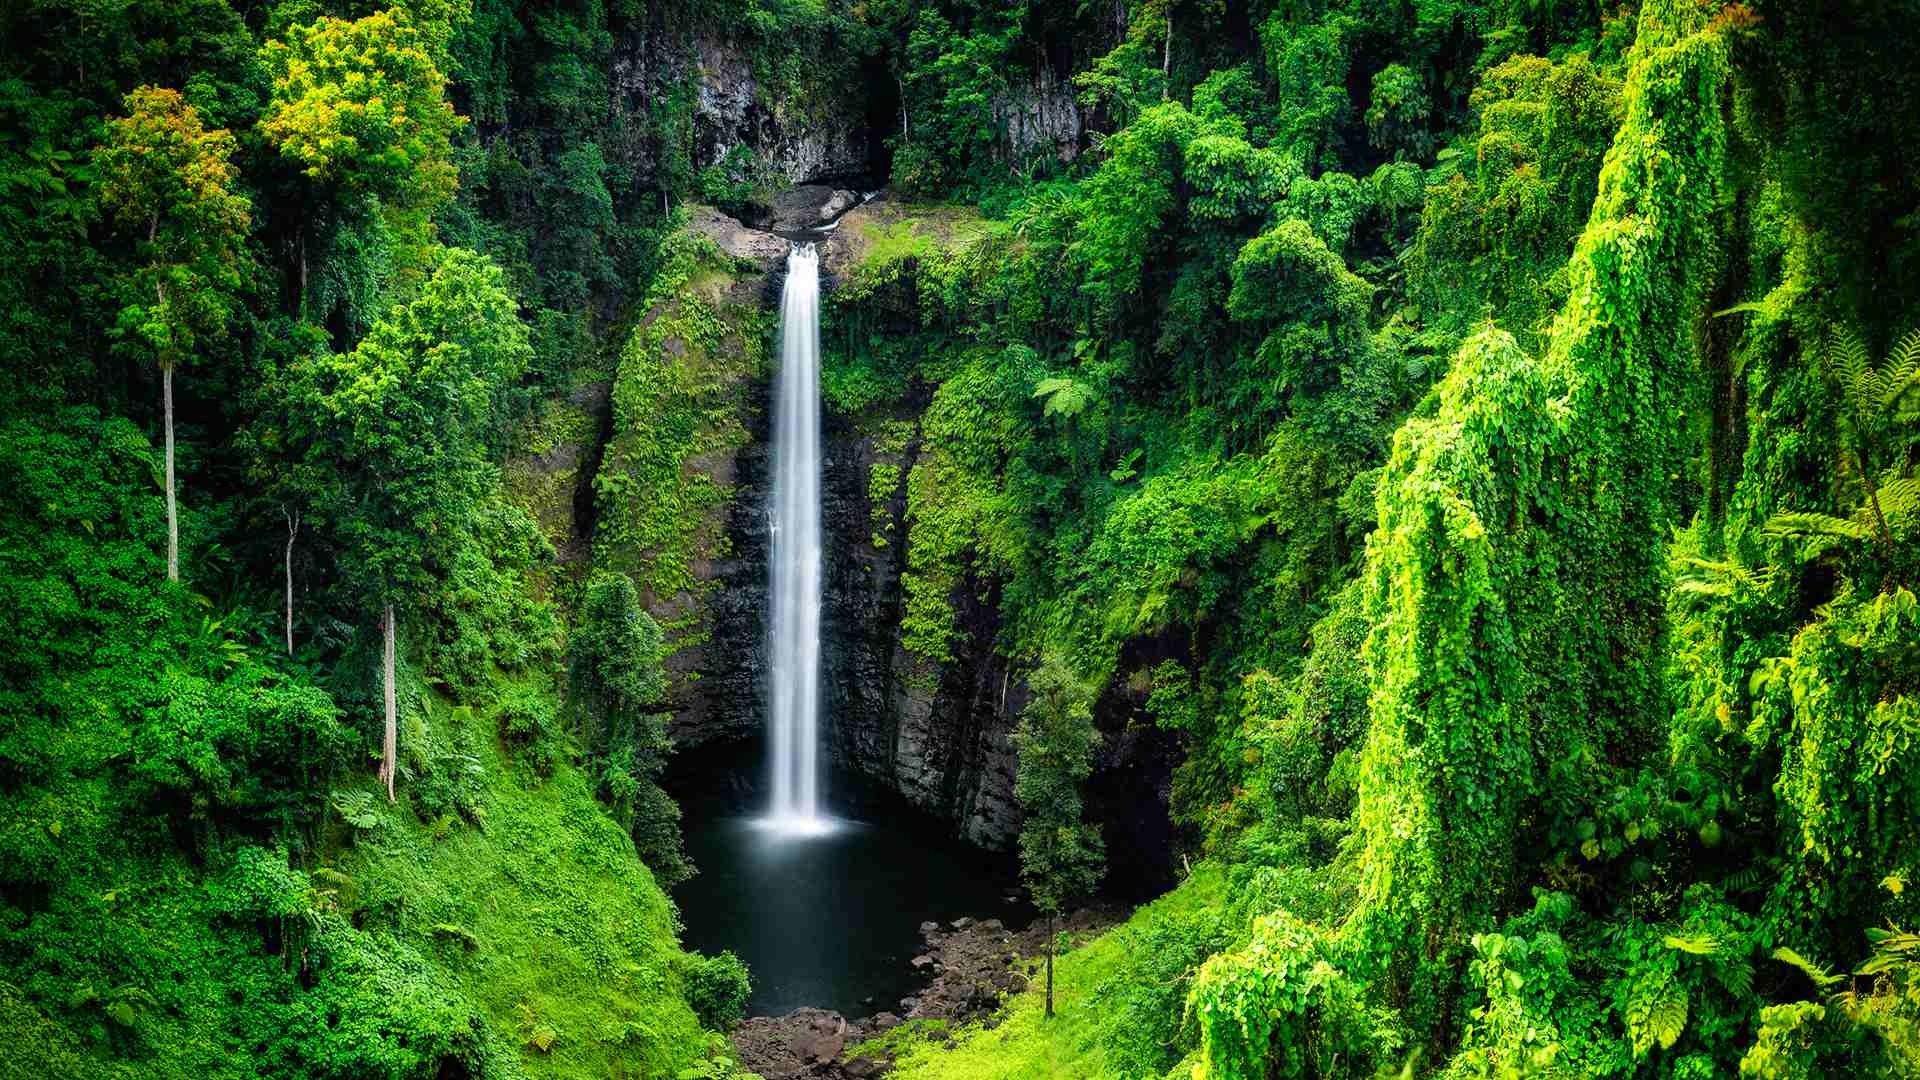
top-left (765, 240), bottom-right (826, 834)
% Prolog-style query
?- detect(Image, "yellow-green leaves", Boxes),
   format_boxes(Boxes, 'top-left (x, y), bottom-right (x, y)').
top-left (94, 86), bottom-right (252, 368)
top-left (260, 7), bottom-right (461, 215)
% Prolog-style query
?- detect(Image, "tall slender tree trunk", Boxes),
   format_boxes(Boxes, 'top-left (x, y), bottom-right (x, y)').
top-left (152, 225), bottom-right (179, 586)
top-left (163, 361), bottom-right (177, 583)
top-left (1044, 912), bottom-right (1056, 1019)
top-left (380, 604), bottom-right (397, 801)
top-left (283, 507), bottom-right (299, 655)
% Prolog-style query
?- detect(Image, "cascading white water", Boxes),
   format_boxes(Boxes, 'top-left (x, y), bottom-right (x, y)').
top-left (766, 241), bottom-right (826, 833)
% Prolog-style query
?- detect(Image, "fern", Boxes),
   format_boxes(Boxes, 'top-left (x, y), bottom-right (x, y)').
top-left (1033, 376), bottom-right (1095, 418)
top-left (1663, 933), bottom-right (1720, 955)
top-left (330, 789), bottom-right (381, 831)
top-left (1762, 510), bottom-right (1870, 542)
top-left (1772, 946), bottom-right (1847, 992)
top-left (1627, 977), bottom-right (1690, 1056)
top-left (1878, 328), bottom-right (1920, 415)
top-left (1672, 556), bottom-right (1771, 604)
top-left (1828, 325), bottom-right (1876, 418)
top-left (1859, 927), bottom-right (1920, 977)
top-left (1876, 476), bottom-right (1920, 521)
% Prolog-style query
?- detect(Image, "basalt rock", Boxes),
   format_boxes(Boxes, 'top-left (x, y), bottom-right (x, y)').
top-left (607, 31), bottom-right (870, 194)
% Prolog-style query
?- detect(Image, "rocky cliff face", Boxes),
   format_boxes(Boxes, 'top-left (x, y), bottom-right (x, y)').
top-left (818, 396), bottom-right (1024, 849)
top-left (608, 28), bottom-right (874, 194)
top-left (994, 63), bottom-right (1084, 163)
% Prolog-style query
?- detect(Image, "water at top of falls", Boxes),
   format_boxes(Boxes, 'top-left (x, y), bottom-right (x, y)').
top-left (764, 240), bottom-right (830, 838)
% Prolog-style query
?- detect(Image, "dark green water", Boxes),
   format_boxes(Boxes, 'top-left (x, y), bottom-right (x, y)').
top-left (670, 746), bottom-right (1026, 1017)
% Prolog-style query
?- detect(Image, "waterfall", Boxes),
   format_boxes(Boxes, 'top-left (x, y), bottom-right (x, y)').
top-left (766, 241), bottom-right (826, 833)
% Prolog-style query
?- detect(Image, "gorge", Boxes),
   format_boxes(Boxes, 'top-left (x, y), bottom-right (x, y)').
top-left (2, 1), bottom-right (1917, 1078)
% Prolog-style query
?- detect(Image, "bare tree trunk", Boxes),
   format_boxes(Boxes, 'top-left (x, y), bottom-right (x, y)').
top-left (1044, 912), bottom-right (1056, 1019)
top-left (152, 235), bottom-right (179, 585)
top-left (380, 604), bottom-right (397, 801)
top-left (898, 74), bottom-right (910, 139)
top-left (283, 507), bottom-right (300, 655)
top-left (163, 361), bottom-right (178, 583)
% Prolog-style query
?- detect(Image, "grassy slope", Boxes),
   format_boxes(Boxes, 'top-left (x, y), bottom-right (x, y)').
top-left (877, 865), bottom-right (1226, 1080)
top-left (333, 688), bottom-right (708, 1079)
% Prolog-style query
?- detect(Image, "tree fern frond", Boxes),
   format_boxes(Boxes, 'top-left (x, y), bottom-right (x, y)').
top-left (1826, 325), bottom-right (1876, 420)
top-left (1880, 328), bottom-right (1920, 413)
top-left (1764, 510), bottom-right (1871, 542)
top-left (1033, 376), bottom-right (1095, 419)
top-left (1871, 476), bottom-right (1920, 523)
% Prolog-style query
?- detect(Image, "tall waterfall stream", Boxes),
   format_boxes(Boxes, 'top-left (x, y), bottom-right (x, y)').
top-left (766, 240), bottom-right (826, 833)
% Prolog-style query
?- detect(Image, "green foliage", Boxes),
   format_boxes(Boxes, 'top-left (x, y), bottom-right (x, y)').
top-left (293, 246), bottom-right (533, 607)
top-left (261, 6), bottom-right (462, 216)
top-left (593, 230), bottom-right (766, 644)
top-left (683, 950), bottom-right (753, 1032)
top-left (94, 85), bottom-right (252, 371)
top-left (1014, 654), bottom-right (1104, 919)
top-left (568, 572), bottom-right (690, 886)
top-left (1410, 52), bottom-right (1623, 344)
top-left (6, 0), bottom-right (1920, 1077)
top-left (1350, 1), bottom-right (1737, 1038)
top-left (1188, 909), bottom-right (1385, 1079)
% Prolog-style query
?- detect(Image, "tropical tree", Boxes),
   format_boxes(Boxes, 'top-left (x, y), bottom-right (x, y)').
top-left (1014, 652), bottom-right (1105, 1019)
top-left (569, 572), bottom-right (691, 885)
top-left (94, 85), bottom-right (252, 583)
top-left (292, 248), bottom-right (530, 798)
top-left (259, 5), bottom-right (462, 312)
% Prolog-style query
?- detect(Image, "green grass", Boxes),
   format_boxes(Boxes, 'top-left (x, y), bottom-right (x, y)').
top-left (883, 864), bottom-right (1226, 1080)
top-left (332, 682), bottom-right (709, 1079)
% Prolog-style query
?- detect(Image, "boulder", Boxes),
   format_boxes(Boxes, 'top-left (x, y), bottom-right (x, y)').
top-left (793, 1010), bottom-right (847, 1065)
top-left (768, 185), bottom-right (861, 232)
